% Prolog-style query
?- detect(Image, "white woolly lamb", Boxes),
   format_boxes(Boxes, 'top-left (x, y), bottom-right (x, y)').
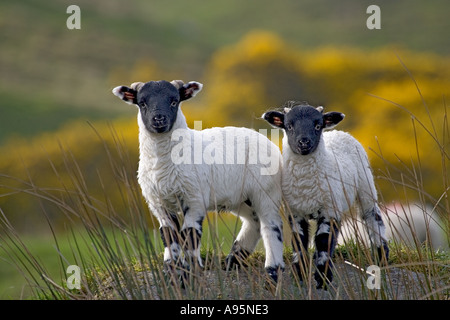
top-left (112, 79), bottom-right (284, 283)
top-left (263, 102), bottom-right (389, 288)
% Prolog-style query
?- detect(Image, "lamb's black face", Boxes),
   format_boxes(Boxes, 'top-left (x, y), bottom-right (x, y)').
top-left (113, 79), bottom-right (202, 133)
top-left (284, 106), bottom-right (324, 155)
top-left (137, 81), bottom-right (180, 134)
top-left (263, 103), bottom-right (345, 156)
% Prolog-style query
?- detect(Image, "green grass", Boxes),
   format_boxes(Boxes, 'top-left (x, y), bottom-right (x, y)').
top-left (0, 211), bottom-right (243, 299)
top-left (0, 233), bottom-right (60, 299)
top-left (1, 194), bottom-right (448, 299)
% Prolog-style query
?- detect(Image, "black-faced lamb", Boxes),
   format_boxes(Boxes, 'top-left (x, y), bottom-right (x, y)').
top-left (263, 102), bottom-right (389, 288)
top-left (112, 79), bottom-right (284, 283)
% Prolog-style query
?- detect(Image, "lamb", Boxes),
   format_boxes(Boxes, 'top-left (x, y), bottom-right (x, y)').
top-left (263, 101), bottom-right (389, 288)
top-left (112, 79), bottom-right (285, 284)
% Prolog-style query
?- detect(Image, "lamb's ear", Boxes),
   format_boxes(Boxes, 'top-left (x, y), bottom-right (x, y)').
top-left (174, 81), bottom-right (203, 101)
top-left (262, 111), bottom-right (285, 129)
top-left (181, 81), bottom-right (203, 101)
top-left (112, 82), bottom-right (144, 105)
top-left (323, 112), bottom-right (345, 129)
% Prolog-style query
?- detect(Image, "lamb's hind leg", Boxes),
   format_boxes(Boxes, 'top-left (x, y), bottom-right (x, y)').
top-left (226, 202), bottom-right (261, 270)
top-left (357, 165), bottom-right (389, 264)
top-left (361, 205), bottom-right (389, 264)
top-left (259, 211), bottom-right (285, 283)
top-left (227, 200), bottom-right (284, 284)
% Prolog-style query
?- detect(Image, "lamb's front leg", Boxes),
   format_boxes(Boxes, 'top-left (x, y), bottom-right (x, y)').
top-left (289, 214), bottom-right (310, 281)
top-left (180, 208), bottom-right (205, 271)
top-left (314, 216), bottom-right (339, 289)
top-left (158, 212), bottom-right (185, 281)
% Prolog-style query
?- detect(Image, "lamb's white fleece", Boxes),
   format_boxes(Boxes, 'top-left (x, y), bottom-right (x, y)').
top-left (282, 130), bottom-right (378, 221)
top-left (137, 107), bottom-right (284, 270)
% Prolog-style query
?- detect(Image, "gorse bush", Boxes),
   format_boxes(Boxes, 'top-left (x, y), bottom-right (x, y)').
top-left (0, 119), bottom-right (138, 232)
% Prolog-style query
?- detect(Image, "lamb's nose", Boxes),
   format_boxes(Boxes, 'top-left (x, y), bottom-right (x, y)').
top-left (298, 138), bottom-right (310, 147)
top-left (153, 115), bottom-right (166, 123)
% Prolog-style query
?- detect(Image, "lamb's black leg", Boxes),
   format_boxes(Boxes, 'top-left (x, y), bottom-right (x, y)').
top-left (289, 215), bottom-right (310, 281)
top-left (181, 227), bottom-right (203, 269)
top-left (180, 212), bottom-right (205, 271)
top-left (160, 212), bottom-right (182, 266)
top-left (160, 226), bottom-right (185, 284)
top-left (314, 217), bottom-right (339, 289)
top-left (159, 212), bottom-right (199, 287)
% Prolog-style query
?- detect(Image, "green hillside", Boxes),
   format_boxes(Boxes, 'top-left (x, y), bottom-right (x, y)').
top-left (1, 0), bottom-right (450, 143)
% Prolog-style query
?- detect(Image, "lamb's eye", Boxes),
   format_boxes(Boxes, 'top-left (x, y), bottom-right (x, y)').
top-left (286, 123), bottom-right (293, 131)
top-left (315, 124), bottom-right (322, 131)
top-left (139, 101), bottom-right (146, 108)
top-left (171, 100), bottom-right (178, 107)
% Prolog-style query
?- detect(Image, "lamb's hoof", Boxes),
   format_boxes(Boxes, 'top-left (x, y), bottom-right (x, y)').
top-left (265, 265), bottom-right (284, 289)
top-left (377, 242), bottom-right (390, 265)
top-left (266, 266), bottom-right (280, 283)
top-left (314, 270), bottom-right (332, 290)
top-left (163, 261), bottom-right (189, 288)
top-left (224, 253), bottom-right (239, 271)
top-left (224, 249), bottom-right (251, 271)
top-left (292, 261), bottom-right (309, 282)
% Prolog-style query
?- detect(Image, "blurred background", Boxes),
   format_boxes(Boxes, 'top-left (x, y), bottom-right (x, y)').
top-left (0, 0), bottom-right (449, 298)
